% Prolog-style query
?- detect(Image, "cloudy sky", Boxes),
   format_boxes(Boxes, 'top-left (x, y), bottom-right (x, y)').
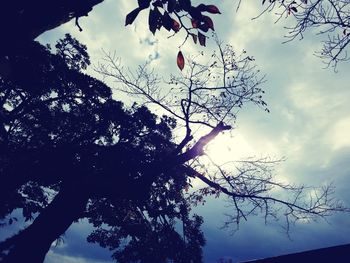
top-left (25, 0), bottom-right (350, 262)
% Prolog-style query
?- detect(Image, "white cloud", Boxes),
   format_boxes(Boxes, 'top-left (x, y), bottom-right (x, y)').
top-left (45, 251), bottom-right (110, 263)
top-left (329, 117), bottom-right (350, 151)
top-left (206, 132), bottom-right (259, 164)
top-left (288, 82), bottom-right (325, 111)
top-left (34, 0), bottom-right (350, 261)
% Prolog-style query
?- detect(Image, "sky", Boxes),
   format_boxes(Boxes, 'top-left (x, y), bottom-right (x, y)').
top-left (5, 0), bottom-right (350, 262)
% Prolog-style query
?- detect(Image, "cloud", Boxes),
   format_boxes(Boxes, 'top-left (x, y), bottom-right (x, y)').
top-left (45, 251), bottom-right (111, 263)
top-left (33, 0), bottom-right (350, 262)
top-left (44, 220), bottom-right (112, 263)
top-left (328, 118), bottom-right (350, 151)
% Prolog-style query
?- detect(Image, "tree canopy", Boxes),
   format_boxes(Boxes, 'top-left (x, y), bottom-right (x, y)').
top-left (0, 34), bottom-right (207, 262)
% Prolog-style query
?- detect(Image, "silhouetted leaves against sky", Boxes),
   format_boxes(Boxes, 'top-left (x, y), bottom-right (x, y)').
top-left (125, 7), bottom-right (142, 26)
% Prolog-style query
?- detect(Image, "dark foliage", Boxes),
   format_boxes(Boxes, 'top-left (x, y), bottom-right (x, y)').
top-left (1, 1), bottom-right (349, 261)
top-left (0, 35), bottom-right (205, 262)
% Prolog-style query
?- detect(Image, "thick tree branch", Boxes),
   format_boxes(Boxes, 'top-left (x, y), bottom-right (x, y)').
top-left (177, 122), bottom-right (231, 163)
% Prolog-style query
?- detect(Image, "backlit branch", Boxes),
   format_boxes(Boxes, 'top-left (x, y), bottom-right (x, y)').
top-left (96, 41), bottom-right (266, 153)
top-left (185, 157), bottom-right (348, 233)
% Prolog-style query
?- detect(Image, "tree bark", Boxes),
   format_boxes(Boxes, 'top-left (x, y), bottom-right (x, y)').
top-left (0, 182), bottom-right (89, 263)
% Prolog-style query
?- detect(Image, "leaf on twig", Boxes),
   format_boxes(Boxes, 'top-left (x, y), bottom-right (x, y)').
top-left (172, 19), bottom-right (180, 32)
top-left (202, 15), bottom-right (214, 30)
top-left (162, 12), bottom-right (173, 31)
top-left (125, 8), bottom-right (141, 26)
top-left (191, 19), bottom-right (198, 28)
top-left (149, 7), bottom-right (162, 34)
top-left (204, 5), bottom-right (221, 14)
top-left (198, 32), bottom-right (206, 46)
top-left (190, 33), bottom-right (197, 44)
top-left (177, 51), bottom-right (185, 70)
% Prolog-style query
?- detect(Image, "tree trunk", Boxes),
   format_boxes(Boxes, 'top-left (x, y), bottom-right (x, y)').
top-left (0, 182), bottom-right (89, 263)
top-left (1, 0), bottom-right (104, 50)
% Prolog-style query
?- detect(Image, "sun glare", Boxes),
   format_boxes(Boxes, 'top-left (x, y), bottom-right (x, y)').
top-left (205, 132), bottom-right (257, 164)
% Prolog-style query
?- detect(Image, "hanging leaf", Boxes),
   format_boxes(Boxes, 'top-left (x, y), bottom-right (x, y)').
top-left (198, 23), bottom-right (209, 32)
top-left (202, 15), bottom-right (214, 30)
top-left (174, 2), bottom-right (182, 12)
top-left (152, 0), bottom-right (163, 8)
top-left (138, 0), bottom-right (150, 9)
top-left (189, 6), bottom-right (203, 20)
top-left (196, 4), bottom-right (206, 11)
top-left (177, 51), bottom-right (185, 70)
top-left (191, 19), bottom-right (198, 28)
top-left (204, 5), bottom-right (221, 14)
top-left (198, 32), bottom-right (206, 46)
top-left (149, 7), bottom-right (162, 34)
top-left (162, 12), bottom-right (173, 31)
top-left (167, 0), bottom-right (176, 13)
top-left (190, 33), bottom-right (197, 44)
top-left (172, 19), bottom-right (180, 32)
top-left (125, 8), bottom-right (141, 26)
top-left (149, 9), bottom-right (157, 34)
top-left (179, 0), bottom-right (191, 11)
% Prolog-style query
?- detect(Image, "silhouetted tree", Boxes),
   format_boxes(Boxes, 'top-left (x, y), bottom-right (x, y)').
top-left (0, 26), bottom-right (348, 263)
top-left (97, 37), bottom-right (347, 233)
top-left (0, 34), bottom-right (97, 216)
top-left (0, 34), bottom-right (207, 263)
top-left (86, 179), bottom-right (205, 263)
top-left (0, 0), bottom-right (102, 48)
top-left (0, 1), bottom-right (348, 262)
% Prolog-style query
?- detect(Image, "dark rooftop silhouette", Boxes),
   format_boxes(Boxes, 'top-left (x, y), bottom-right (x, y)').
top-left (240, 243), bottom-right (350, 263)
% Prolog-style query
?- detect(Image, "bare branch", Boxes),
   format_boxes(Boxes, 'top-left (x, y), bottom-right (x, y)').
top-left (96, 41), bottom-right (266, 152)
top-left (184, 157), bottom-right (348, 234)
top-left (251, 0), bottom-right (350, 68)
top-left (96, 39), bottom-right (348, 236)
